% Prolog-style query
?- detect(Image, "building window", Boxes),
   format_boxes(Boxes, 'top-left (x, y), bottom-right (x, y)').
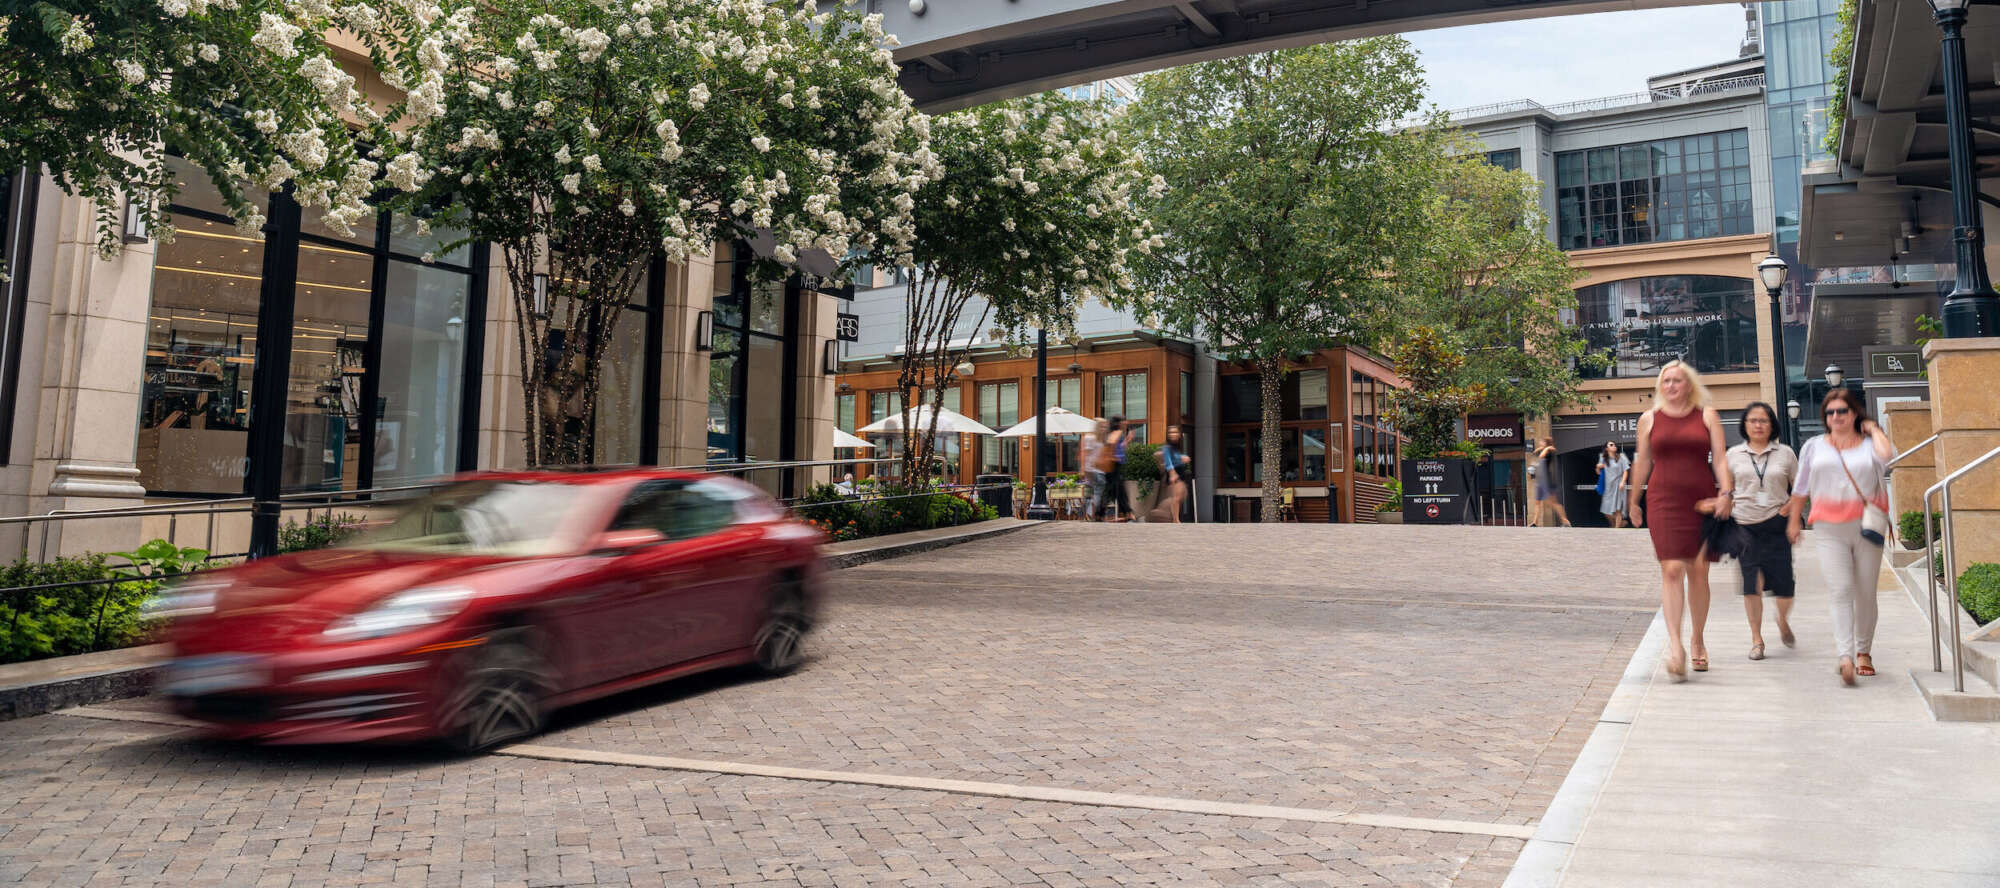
top-left (1350, 371), bottom-right (1401, 479)
top-left (1556, 130), bottom-right (1753, 250)
top-left (1565, 275), bottom-right (1758, 379)
top-left (1219, 368), bottom-right (1331, 484)
top-left (1100, 371), bottom-right (1147, 443)
top-left (1485, 149), bottom-right (1521, 172)
top-left (866, 389), bottom-right (904, 477)
top-left (977, 381), bottom-right (1018, 475)
top-left (706, 243), bottom-right (791, 472)
top-left (836, 393), bottom-right (856, 433)
top-left (137, 158), bottom-right (482, 495)
top-left (0, 170), bottom-right (34, 466)
top-left (1039, 377), bottom-right (1081, 471)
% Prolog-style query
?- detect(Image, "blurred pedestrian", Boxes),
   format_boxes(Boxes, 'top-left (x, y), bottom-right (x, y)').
top-left (1081, 419), bottom-right (1107, 522)
top-left (1628, 360), bottom-right (1732, 681)
top-left (1096, 416), bottom-right (1133, 522)
top-left (1727, 402), bottom-right (1799, 661)
top-left (1157, 425), bottom-right (1193, 523)
top-left (834, 472), bottom-right (856, 496)
top-left (1533, 437), bottom-right (1572, 527)
top-left (1786, 388), bottom-right (1894, 686)
top-left (1597, 441), bottom-right (1631, 528)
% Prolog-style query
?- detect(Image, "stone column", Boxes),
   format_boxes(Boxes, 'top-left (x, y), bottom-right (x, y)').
top-left (658, 254), bottom-right (717, 468)
top-left (1883, 399), bottom-right (1936, 564)
top-left (476, 254), bottom-right (527, 471)
top-left (1924, 337), bottom-right (2000, 572)
top-left (792, 290), bottom-right (836, 492)
top-left (28, 189), bottom-right (151, 557)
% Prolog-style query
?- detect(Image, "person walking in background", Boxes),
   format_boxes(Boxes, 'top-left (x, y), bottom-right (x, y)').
top-left (1628, 360), bottom-right (1733, 681)
top-left (1095, 417), bottom-right (1134, 522)
top-left (1081, 420), bottom-right (1107, 522)
top-left (1533, 437), bottom-right (1572, 527)
top-left (1727, 402), bottom-right (1799, 661)
top-left (1157, 425), bottom-right (1193, 523)
top-left (1597, 441), bottom-right (1631, 528)
top-left (1787, 388), bottom-right (1895, 686)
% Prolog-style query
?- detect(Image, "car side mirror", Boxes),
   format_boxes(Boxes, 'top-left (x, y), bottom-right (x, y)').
top-left (591, 528), bottom-right (665, 554)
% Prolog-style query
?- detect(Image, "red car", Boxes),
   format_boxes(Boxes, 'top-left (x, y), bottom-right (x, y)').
top-left (144, 469), bottom-right (825, 751)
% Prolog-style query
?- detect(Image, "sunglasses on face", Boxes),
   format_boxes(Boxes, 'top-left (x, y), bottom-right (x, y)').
top-left (1825, 407), bottom-right (1853, 417)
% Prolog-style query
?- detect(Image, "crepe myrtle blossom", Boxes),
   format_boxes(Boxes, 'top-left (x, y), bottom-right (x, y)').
top-left (2, 0), bottom-right (454, 257)
top-left (375, 0), bottom-right (932, 468)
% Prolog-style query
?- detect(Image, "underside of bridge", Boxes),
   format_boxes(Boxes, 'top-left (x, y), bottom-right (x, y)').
top-left (883, 0), bottom-right (1724, 110)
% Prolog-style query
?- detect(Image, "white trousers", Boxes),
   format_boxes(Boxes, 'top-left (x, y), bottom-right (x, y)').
top-left (1814, 520), bottom-right (1882, 661)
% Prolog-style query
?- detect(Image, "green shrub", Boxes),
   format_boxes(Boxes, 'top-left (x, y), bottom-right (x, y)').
top-left (278, 512), bottom-right (365, 553)
top-left (0, 554), bottom-right (163, 664)
top-left (1898, 510), bottom-right (1941, 544)
top-left (792, 483), bottom-right (995, 542)
top-left (1380, 477), bottom-right (1403, 511)
top-left (1958, 563), bottom-right (2000, 626)
top-left (1124, 442), bottom-right (1163, 499)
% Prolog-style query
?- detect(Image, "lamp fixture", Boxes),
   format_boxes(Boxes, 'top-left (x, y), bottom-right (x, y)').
top-left (531, 273), bottom-right (549, 317)
top-left (1926, 0), bottom-right (1968, 11)
top-left (122, 198), bottom-right (150, 244)
top-left (953, 360), bottom-right (975, 378)
top-left (1755, 252), bottom-right (1788, 292)
top-left (1067, 361), bottom-right (1082, 373)
top-left (1825, 364), bottom-right (1844, 389)
top-left (823, 339), bottom-right (841, 375)
top-left (908, 0), bottom-right (925, 14)
top-left (1787, 399), bottom-right (1801, 420)
top-left (694, 310), bottom-right (714, 352)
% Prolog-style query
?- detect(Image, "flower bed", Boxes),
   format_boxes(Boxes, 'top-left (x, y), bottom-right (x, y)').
top-left (794, 483), bottom-right (1000, 543)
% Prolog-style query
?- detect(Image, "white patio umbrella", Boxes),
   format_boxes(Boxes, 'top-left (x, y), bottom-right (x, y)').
top-left (994, 406), bottom-right (1099, 438)
top-left (832, 428), bottom-right (875, 449)
top-left (854, 404), bottom-right (998, 436)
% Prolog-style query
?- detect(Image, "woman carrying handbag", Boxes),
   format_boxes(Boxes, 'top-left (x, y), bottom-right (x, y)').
top-left (1785, 388), bottom-right (1895, 686)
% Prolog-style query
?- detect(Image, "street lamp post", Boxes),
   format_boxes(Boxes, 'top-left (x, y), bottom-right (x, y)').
top-left (1024, 328), bottom-right (1054, 520)
top-left (1757, 252), bottom-right (1791, 444)
top-left (1926, 0), bottom-right (1999, 338)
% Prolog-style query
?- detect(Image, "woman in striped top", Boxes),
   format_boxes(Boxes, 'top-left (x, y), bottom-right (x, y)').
top-left (1785, 387), bottom-right (1894, 686)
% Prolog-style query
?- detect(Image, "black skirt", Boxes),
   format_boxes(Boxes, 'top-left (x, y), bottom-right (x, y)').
top-left (1735, 514), bottom-right (1796, 598)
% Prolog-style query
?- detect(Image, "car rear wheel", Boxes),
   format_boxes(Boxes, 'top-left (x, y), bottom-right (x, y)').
top-left (442, 628), bottom-right (548, 753)
top-left (752, 574), bottom-right (809, 675)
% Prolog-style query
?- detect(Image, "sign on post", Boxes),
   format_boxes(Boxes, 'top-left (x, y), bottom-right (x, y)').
top-left (1403, 458), bottom-right (1475, 524)
top-left (836, 312), bottom-right (860, 342)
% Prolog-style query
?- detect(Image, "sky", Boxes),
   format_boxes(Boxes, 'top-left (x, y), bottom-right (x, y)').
top-left (1403, 5), bottom-right (1756, 113)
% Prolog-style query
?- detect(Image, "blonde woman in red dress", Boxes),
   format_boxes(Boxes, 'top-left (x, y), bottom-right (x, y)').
top-left (1627, 360), bottom-right (1736, 681)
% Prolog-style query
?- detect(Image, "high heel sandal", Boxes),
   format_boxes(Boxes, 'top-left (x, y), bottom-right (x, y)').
top-left (1665, 649), bottom-right (1688, 682)
top-left (1838, 658), bottom-right (1857, 687)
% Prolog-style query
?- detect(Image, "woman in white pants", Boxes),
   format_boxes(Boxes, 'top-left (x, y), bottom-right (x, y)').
top-left (1785, 387), bottom-right (1894, 686)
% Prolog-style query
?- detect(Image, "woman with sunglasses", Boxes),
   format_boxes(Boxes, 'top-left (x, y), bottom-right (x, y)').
top-left (1786, 388), bottom-right (1894, 686)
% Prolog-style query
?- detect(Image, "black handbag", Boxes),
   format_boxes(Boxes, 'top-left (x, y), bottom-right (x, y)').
top-left (1702, 512), bottom-right (1745, 559)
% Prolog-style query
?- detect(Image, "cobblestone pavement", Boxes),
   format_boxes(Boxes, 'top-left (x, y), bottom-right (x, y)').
top-left (0, 524), bottom-right (1660, 887)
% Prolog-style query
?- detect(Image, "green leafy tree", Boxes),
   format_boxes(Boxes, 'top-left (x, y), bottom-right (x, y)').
top-left (0, 0), bottom-right (446, 256)
top-left (1371, 144), bottom-right (1596, 420)
top-left (1382, 326), bottom-right (1487, 459)
top-left (889, 94), bottom-right (1153, 481)
top-left (376, 0), bottom-right (932, 465)
top-left (1123, 39), bottom-right (1443, 521)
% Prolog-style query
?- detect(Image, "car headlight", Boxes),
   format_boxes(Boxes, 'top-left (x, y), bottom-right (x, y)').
top-left (321, 586), bottom-right (476, 643)
top-left (139, 580), bottom-right (228, 620)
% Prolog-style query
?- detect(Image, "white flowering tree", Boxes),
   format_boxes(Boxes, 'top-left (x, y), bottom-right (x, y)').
top-left (375, 0), bottom-right (932, 466)
top-left (889, 94), bottom-right (1157, 483)
top-left (0, 0), bottom-right (448, 256)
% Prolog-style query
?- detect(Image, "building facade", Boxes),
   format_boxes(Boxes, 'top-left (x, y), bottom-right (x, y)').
top-left (1457, 56), bottom-right (1783, 524)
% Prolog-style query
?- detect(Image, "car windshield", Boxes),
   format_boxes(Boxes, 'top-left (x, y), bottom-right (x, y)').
top-left (352, 481), bottom-right (597, 557)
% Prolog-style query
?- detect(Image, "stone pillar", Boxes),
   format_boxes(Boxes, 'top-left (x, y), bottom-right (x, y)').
top-left (659, 254), bottom-right (716, 468)
top-left (26, 189), bottom-right (151, 558)
top-left (1883, 399), bottom-right (1937, 524)
top-left (476, 254), bottom-right (527, 471)
top-left (1924, 337), bottom-right (2000, 572)
top-left (792, 290), bottom-right (836, 492)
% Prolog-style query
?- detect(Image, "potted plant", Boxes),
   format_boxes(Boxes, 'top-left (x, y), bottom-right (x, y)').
top-left (1376, 478), bottom-right (1404, 524)
top-left (1123, 442), bottom-right (1164, 521)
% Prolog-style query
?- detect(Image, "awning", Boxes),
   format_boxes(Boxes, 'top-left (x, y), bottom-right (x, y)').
top-left (1802, 281), bottom-right (1943, 377)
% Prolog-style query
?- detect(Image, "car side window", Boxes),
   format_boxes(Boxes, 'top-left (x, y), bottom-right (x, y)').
top-left (610, 480), bottom-right (736, 542)
top-left (672, 487), bottom-right (738, 540)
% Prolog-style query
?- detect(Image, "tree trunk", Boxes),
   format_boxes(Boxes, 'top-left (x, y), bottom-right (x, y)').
top-left (1259, 356), bottom-right (1283, 522)
top-left (504, 240), bottom-right (642, 469)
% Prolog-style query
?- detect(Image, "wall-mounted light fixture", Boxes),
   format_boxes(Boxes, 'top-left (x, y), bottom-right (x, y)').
top-left (532, 273), bottom-right (549, 317)
top-left (908, 0), bottom-right (926, 14)
top-left (694, 310), bottom-right (714, 351)
top-left (823, 340), bottom-right (841, 375)
top-left (122, 198), bottom-right (150, 244)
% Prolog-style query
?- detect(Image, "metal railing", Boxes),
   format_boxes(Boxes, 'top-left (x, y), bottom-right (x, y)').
top-left (1923, 443), bottom-right (2000, 692)
top-left (1884, 435), bottom-right (1941, 669)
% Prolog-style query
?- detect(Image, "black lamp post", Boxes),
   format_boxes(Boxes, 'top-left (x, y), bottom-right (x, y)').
top-left (1757, 252), bottom-right (1791, 444)
top-left (1024, 328), bottom-right (1054, 520)
top-left (1927, 0), bottom-right (1999, 338)
top-left (1787, 399), bottom-right (1801, 448)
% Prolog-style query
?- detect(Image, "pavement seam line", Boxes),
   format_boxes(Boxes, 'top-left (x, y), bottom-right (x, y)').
top-left (53, 705), bottom-right (1538, 839)
top-left (497, 742), bottom-right (1540, 839)
top-left (850, 577), bottom-right (1658, 614)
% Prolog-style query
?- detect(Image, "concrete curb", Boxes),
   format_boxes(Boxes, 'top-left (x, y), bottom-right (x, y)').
top-left (1501, 611), bottom-right (1666, 888)
top-left (0, 519), bottom-right (1045, 722)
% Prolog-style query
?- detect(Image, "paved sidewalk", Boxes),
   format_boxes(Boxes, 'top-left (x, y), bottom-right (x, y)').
top-left (1515, 535), bottom-right (2000, 886)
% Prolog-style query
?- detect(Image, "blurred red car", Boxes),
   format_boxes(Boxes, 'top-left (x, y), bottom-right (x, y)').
top-left (144, 469), bottom-right (825, 751)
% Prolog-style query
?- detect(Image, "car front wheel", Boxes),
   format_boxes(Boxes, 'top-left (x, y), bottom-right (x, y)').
top-left (752, 573), bottom-right (809, 675)
top-left (441, 627), bottom-right (548, 753)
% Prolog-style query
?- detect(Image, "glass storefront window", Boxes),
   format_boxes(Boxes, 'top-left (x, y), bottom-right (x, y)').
top-left (1101, 371), bottom-right (1147, 443)
top-left (377, 260), bottom-right (470, 483)
top-left (978, 381), bottom-right (1019, 475)
top-left (704, 243), bottom-right (793, 483)
top-left (837, 394), bottom-right (857, 433)
top-left (140, 213), bottom-right (264, 493)
top-left (282, 240), bottom-right (373, 491)
top-left (1566, 275), bottom-right (1758, 379)
top-left (1555, 130), bottom-right (1753, 249)
top-left (1043, 377), bottom-right (1080, 414)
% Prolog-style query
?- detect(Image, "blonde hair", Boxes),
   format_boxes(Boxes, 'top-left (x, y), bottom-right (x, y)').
top-left (1654, 360), bottom-right (1711, 409)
